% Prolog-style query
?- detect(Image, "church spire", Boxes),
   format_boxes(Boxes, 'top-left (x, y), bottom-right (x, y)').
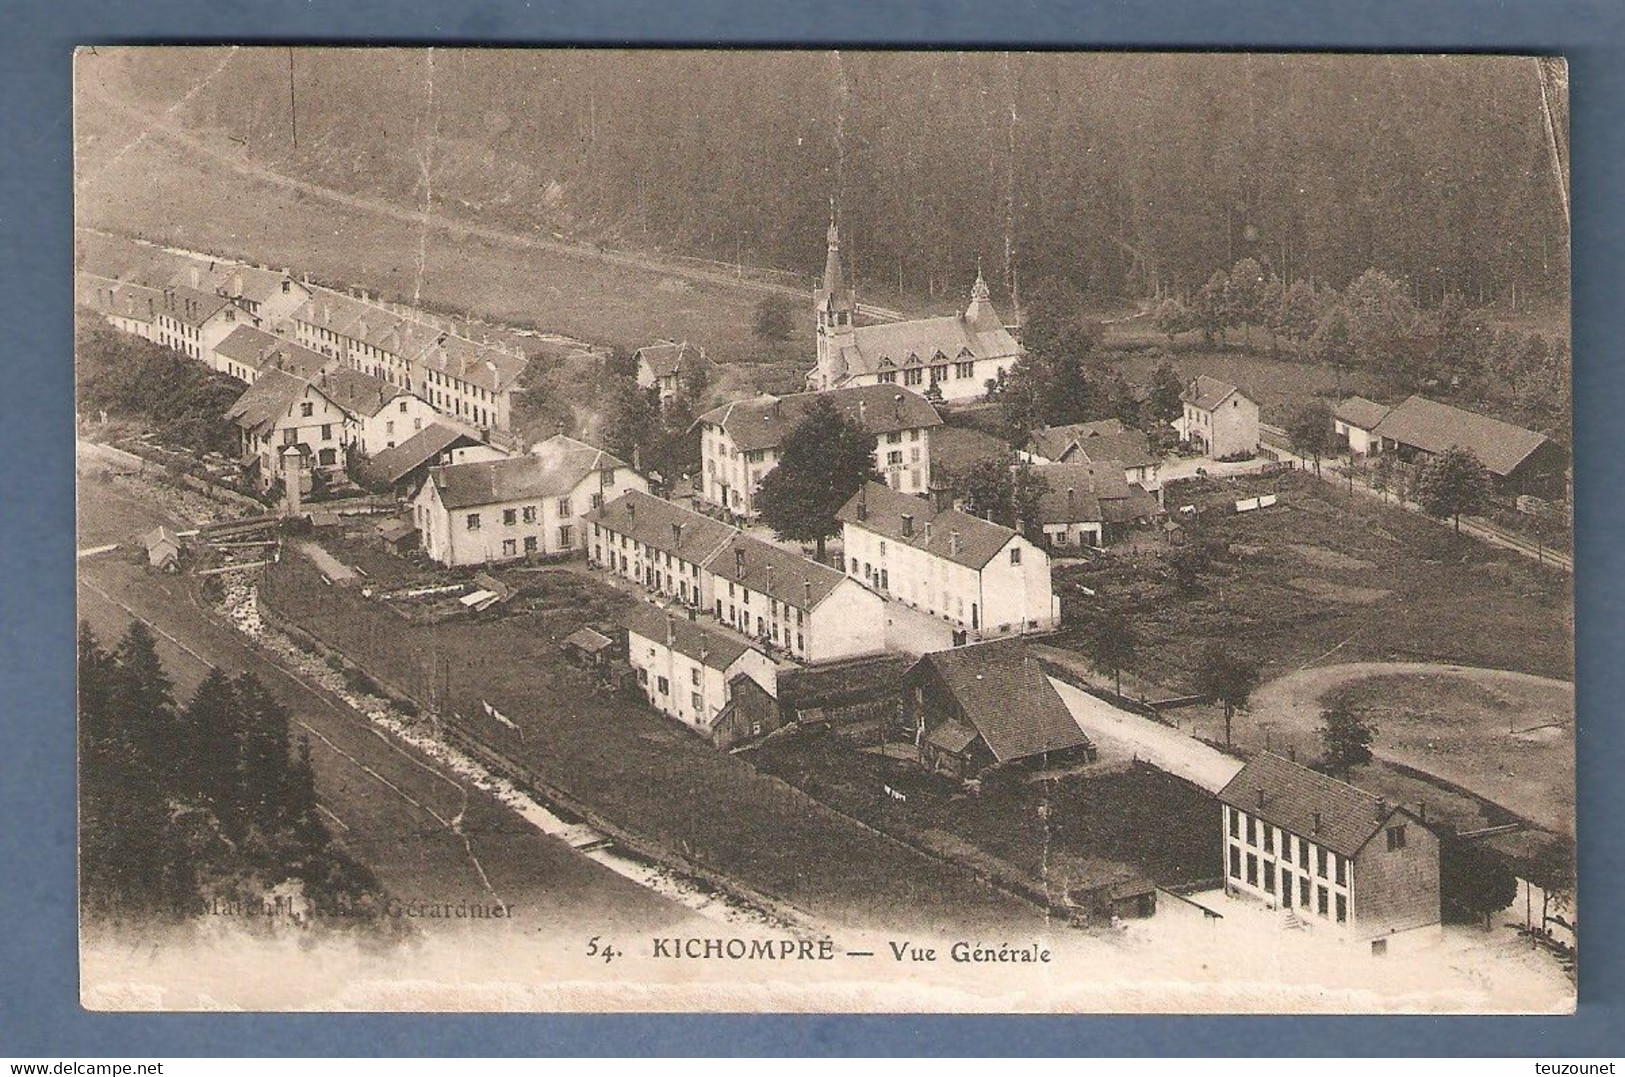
top-left (965, 259), bottom-right (997, 328)
top-left (821, 199), bottom-right (848, 309)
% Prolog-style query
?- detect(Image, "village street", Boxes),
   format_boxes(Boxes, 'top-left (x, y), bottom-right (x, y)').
top-left (76, 471), bottom-right (696, 937)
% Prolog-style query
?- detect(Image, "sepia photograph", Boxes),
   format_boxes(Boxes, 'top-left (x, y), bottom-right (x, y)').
top-left (72, 46), bottom-right (1575, 1014)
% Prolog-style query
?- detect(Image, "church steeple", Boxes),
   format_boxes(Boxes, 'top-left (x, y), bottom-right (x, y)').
top-left (814, 200), bottom-right (857, 389)
top-left (819, 200), bottom-right (850, 313)
top-left (965, 260), bottom-right (997, 329)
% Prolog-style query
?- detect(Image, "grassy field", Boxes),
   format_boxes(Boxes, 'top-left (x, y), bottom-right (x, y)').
top-left (746, 727), bottom-right (1221, 900)
top-left (1109, 340), bottom-right (1383, 426)
top-left (76, 98), bottom-right (813, 367)
top-left (1052, 470), bottom-right (1574, 691)
top-left (260, 549), bottom-right (1041, 931)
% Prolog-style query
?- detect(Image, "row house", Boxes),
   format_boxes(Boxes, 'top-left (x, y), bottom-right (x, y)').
top-left (224, 369), bottom-right (355, 492)
top-left (78, 274), bottom-right (165, 344)
top-left (1218, 753), bottom-right (1441, 955)
top-left (702, 533), bottom-right (887, 664)
top-left (1362, 394), bottom-right (1568, 499)
top-left (585, 490), bottom-right (739, 611)
top-left (808, 217), bottom-right (1021, 402)
top-left (154, 286), bottom-right (257, 368)
top-left (359, 421), bottom-right (513, 499)
top-left (290, 291), bottom-right (528, 431)
top-left (413, 435), bottom-right (646, 566)
top-left (696, 384), bottom-right (942, 519)
top-left (1031, 463), bottom-right (1162, 550)
top-left (621, 602), bottom-right (779, 746)
top-left (168, 261), bottom-right (310, 327)
top-left (213, 324), bottom-right (341, 385)
top-left (837, 481), bottom-right (1060, 642)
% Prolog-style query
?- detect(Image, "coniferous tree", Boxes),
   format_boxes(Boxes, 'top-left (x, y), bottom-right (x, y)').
top-left (179, 668), bottom-right (244, 836)
top-left (232, 671), bottom-right (293, 835)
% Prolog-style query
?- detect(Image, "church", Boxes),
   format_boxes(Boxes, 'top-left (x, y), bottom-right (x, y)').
top-left (806, 215), bottom-right (1024, 403)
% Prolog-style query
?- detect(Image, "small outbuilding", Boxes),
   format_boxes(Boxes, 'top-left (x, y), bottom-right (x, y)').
top-left (143, 527), bottom-right (182, 572)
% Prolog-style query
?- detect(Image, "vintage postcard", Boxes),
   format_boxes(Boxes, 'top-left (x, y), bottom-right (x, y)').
top-left (74, 47), bottom-right (1574, 1013)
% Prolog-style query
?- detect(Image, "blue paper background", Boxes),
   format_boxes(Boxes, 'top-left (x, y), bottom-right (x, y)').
top-left (3, 0), bottom-right (1622, 1056)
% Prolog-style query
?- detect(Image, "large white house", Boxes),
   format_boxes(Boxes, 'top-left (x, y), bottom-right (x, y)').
top-left (317, 366), bottom-right (441, 457)
top-left (701, 532), bottom-right (886, 664)
top-left (1178, 375), bottom-right (1260, 459)
top-left (622, 602), bottom-right (778, 740)
top-left (585, 489), bottom-right (740, 611)
top-left (413, 435), bottom-right (646, 566)
top-left (837, 481), bottom-right (1060, 641)
top-left (1026, 418), bottom-right (1163, 500)
top-left (806, 216), bottom-right (1022, 402)
top-left (696, 384), bottom-right (942, 519)
top-left (154, 286), bottom-right (258, 369)
top-left (1218, 753), bottom-right (1441, 954)
top-left (168, 260), bottom-right (311, 329)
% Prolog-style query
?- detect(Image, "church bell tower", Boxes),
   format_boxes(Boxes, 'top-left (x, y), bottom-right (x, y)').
top-left (814, 203), bottom-right (857, 389)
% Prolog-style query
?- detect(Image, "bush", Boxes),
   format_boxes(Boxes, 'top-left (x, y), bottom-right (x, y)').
top-left (341, 667), bottom-right (382, 698)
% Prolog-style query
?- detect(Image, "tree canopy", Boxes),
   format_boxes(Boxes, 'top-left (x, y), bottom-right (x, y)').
top-left (754, 397), bottom-right (879, 558)
top-left (1194, 644), bottom-right (1262, 747)
top-left (1414, 446), bottom-right (1491, 531)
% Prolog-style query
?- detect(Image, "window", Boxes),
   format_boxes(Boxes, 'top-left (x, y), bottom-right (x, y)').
top-left (524, 536), bottom-right (537, 553)
top-left (1263, 860), bottom-right (1275, 893)
top-left (1228, 808), bottom-right (1238, 839)
top-left (1336, 856), bottom-right (1347, 885)
top-left (691, 667), bottom-right (701, 686)
top-left (887, 451), bottom-right (903, 465)
top-left (1335, 893), bottom-right (1347, 923)
top-left (691, 692), bottom-right (703, 712)
top-left (1245, 815), bottom-right (1256, 846)
top-left (501, 539), bottom-right (517, 557)
top-left (955, 360), bottom-right (975, 379)
top-left (1246, 853), bottom-right (1257, 886)
top-left (1386, 825), bottom-right (1407, 851)
top-left (386, 421), bottom-right (395, 435)
top-left (320, 423), bottom-right (333, 441)
top-left (558, 525), bottom-right (574, 547)
top-left (1229, 845), bottom-right (1241, 878)
top-left (466, 513), bottom-right (481, 531)
top-left (399, 400), bottom-right (408, 413)
top-left (318, 448), bottom-right (336, 467)
top-left (1317, 848), bottom-right (1328, 878)
top-left (1263, 826), bottom-right (1274, 854)
top-left (1299, 841), bottom-right (1310, 870)
top-left (282, 429), bottom-right (298, 446)
top-left (591, 492), bottom-right (604, 509)
top-left (1317, 886), bottom-right (1329, 917)
top-left (904, 369), bottom-right (923, 386)
top-left (503, 508), bottom-right (517, 526)
top-left (522, 505), bottom-right (537, 524)
top-left (656, 676), bottom-right (669, 694)
top-left (1299, 876), bottom-right (1310, 907)
top-left (1281, 834), bottom-right (1294, 863)
top-left (300, 402), bottom-right (314, 418)
top-left (1010, 547), bottom-right (1022, 566)
top-left (887, 433), bottom-right (902, 445)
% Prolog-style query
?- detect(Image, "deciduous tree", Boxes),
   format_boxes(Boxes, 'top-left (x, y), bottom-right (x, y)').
top-left (1194, 644), bottom-right (1262, 747)
top-left (1414, 445), bottom-right (1491, 532)
top-left (754, 397), bottom-right (879, 559)
top-left (1315, 699), bottom-right (1378, 775)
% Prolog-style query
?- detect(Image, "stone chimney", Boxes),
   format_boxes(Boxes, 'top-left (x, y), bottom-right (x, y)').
top-left (1375, 796), bottom-right (1388, 821)
top-left (803, 579), bottom-right (812, 605)
top-left (1256, 787), bottom-right (1266, 810)
top-left (628, 498), bottom-right (637, 523)
top-left (857, 486), bottom-right (868, 521)
top-left (858, 400), bottom-right (867, 424)
top-left (893, 393), bottom-right (904, 421)
top-left (1312, 811), bottom-right (1322, 834)
top-left (949, 529), bottom-right (961, 557)
top-left (671, 522), bottom-right (683, 549)
top-left (190, 266), bottom-right (201, 288)
top-left (735, 548), bottom-right (746, 580)
top-left (666, 614), bottom-right (676, 647)
top-left (1066, 487), bottom-right (1076, 516)
top-left (765, 563), bottom-right (774, 593)
top-left (901, 513), bottom-right (914, 538)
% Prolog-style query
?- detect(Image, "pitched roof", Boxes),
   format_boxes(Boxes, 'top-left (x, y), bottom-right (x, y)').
top-left (158, 285), bottom-right (239, 329)
top-left (1371, 395), bottom-right (1553, 477)
top-left (836, 302), bottom-right (1021, 381)
top-left (584, 489), bottom-right (739, 565)
top-left (361, 421), bottom-right (489, 486)
top-left (258, 341), bottom-right (336, 380)
top-left (292, 290), bottom-right (529, 392)
top-left (169, 261), bottom-right (299, 306)
top-left (635, 340), bottom-right (696, 380)
top-left (78, 273), bottom-right (166, 324)
top-left (931, 425), bottom-right (1013, 478)
top-left (410, 330), bottom-right (529, 394)
top-left (837, 481), bottom-right (1019, 571)
top-left (1031, 465), bottom-right (1105, 525)
top-left (1334, 395), bottom-right (1391, 431)
top-left (214, 325), bottom-right (284, 368)
top-left (1218, 752), bottom-right (1412, 858)
top-left (224, 369), bottom-right (319, 432)
top-left (562, 625), bottom-right (615, 654)
top-left (1182, 375), bottom-right (1243, 412)
top-left (697, 384), bottom-right (942, 453)
top-left (1067, 429), bottom-right (1158, 470)
top-left (916, 639), bottom-right (1094, 764)
top-left (428, 436), bottom-right (623, 510)
top-left (1028, 419), bottom-right (1127, 462)
top-left (701, 532), bottom-right (853, 611)
top-left (1102, 483), bottom-right (1162, 525)
top-left (621, 602), bottom-right (760, 671)
top-left (318, 366), bottom-right (407, 418)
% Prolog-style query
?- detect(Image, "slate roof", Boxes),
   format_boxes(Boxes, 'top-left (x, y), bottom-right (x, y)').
top-left (428, 435), bottom-right (623, 510)
top-left (1102, 483), bottom-right (1162, 525)
top-left (837, 481), bottom-right (1018, 571)
top-left (585, 489), bottom-right (739, 566)
top-left (621, 602), bottom-right (760, 671)
top-left (78, 274), bottom-right (165, 325)
top-left (214, 325), bottom-right (284, 368)
top-left (292, 290), bottom-right (529, 392)
top-left (1028, 419), bottom-right (1128, 462)
top-left (410, 330), bottom-right (529, 394)
top-left (931, 425), bottom-right (1012, 478)
top-left (1218, 752), bottom-right (1412, 858)
top-left (224, 369), bottom-right (317, 432)
top-left (319, 366), bottom-right (406, 418)
top-left (562, 625), bottom-right (615, 655)
top-left (258, 341), bottom-right (337, 380)
top-left (925, 718), bottom-right (978, 756)
top-left (1371, 395), bottom-right (1553, 477)
top-left (916, 639), bottom-right (1094, 764)
top-left (697, 384), bottom-right (942, 453)
top-left (1334, 396), bottom-right (1391, 431)
top-left (361, 421), bottom-right (489, 486)
top-left (829, 291), bottom-right (1021, 382)
top-left (636, 340), bottom-right (696, 380)
top-left (170, 262), bottom-right (298, 306)
top-left (702, 532), bottom-right (852, 612)
top-left (1066, 429), bottom-right (1158, 470)
top-left (1031, 465), bottom-right (1103, 525)
top-left (1182, 375), bottom-right (1243, 412)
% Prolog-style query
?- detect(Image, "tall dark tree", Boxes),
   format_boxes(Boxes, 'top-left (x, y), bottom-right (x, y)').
top-left (1285, 400), bottom-right (1336, 475)
top-left (1194, 644), bottom-right (1262, 748)
top-left (179, 668), bottom-right (245, 833)
top-left (754, 398), bottom-right (879, 559)
top-left (1148, 361), bottom-right (1185, 424)
top-left (1315, 699), bottom-right (1378, 776)
top-left (753, 294), bottom-right (796, 343)
top-left (1414, 446), bottom-right (1491, 532)
top-left (232, 671), bottom-right (293, 835)
top-left (1088, 607), bottom-right (1139, 699)
top-left (1440, 835), bottom-right (1518, 928)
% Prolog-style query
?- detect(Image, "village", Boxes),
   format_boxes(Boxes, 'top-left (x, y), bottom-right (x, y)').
top-left (74, 190), bottom-right (1577, 987)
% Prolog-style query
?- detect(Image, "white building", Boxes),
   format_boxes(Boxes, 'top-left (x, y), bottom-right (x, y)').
top-left (1026, 418), bottom-right (1163, 500)
top-left (585, 489), bottom-right (740, 611)
top-left (154, 286), bottom-right (258, 369)
top-left (318, 366), bottom-right (441, 457)
top-left (807, 215), bottom-right (1022, 402)
top-left (1031, 463), bottom-right (1162, 549)
top-left (78, 274), bottom-right (164, 344)
top-left (696, 384), bottom-right (942, 519)
top-left (701, 532), bottom-right (887, 664)
top-left (1178, 375), bottom-right (1260, 459)
top-left (634, 340), bottom-right (701, 405)
top-left (1334, 397), bottom-right (1391, 458)
top-left (169, 260), bottom-right (311, 329)
top-left (225, 369), bottom-right (355, 492)
top-left (622, 602), bottom-right (778, 739)
top-left (837, 481), bottom-right (1060, 641)
top-left (1218, 753), bottom-right (1441, 954)
top-left (413, 435), bottom-right (646, 566)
